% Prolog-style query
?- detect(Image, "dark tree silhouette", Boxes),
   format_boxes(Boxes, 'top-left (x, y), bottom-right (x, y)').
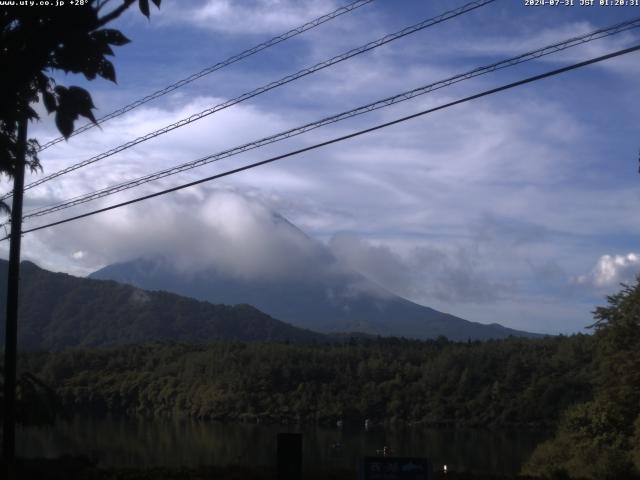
top-left (1, 0), bottom-right (161, 468)
top-left (0, 0), bottom-right (160, 202)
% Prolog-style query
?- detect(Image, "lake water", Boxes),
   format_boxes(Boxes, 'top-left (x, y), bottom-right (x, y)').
top-left (17, 416), bottom-right (548, 475)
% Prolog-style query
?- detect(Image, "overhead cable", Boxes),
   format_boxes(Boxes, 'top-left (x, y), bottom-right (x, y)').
top-left (17, 16), bottom-right (640, 222)
top-left (5, 0), bottom-right (496, 200)
top-left (8, 43), bottom-right (639, 240)
top-left (36, 0), bottom-right (377, 152)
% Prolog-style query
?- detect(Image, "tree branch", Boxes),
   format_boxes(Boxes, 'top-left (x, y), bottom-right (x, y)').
top-left (96, 0), bottom-right (136, 28)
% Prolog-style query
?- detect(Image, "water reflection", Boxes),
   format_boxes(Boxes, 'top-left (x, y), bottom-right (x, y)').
top-left (17, 416), bottom-right (548, 475)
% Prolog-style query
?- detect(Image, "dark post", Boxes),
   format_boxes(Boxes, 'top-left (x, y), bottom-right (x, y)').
top-left (2, 116), bottom-right (28, 466)
top-left (277, 432), bottom-right (302, 480)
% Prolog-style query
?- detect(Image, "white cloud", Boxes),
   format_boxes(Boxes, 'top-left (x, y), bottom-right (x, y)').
top-left (23, 95), bottom-right (290, 211)
top-left (158, 0), bottom-right (339, 35)
top-left (573, 253), bottom-right (640, 289)
top-left (14, 188), bottom-right (340, 281)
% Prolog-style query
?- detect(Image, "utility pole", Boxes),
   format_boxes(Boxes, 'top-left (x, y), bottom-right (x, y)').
top-left (2, 116), bottom-right (28, 469)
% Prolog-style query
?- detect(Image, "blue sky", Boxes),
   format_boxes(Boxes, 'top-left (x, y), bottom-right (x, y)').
top-left (5, 0), bottom-right (640, 334)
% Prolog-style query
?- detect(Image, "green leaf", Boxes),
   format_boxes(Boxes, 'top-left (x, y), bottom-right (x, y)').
top-left (139, 0), bottom-right (150, 18)
top-left (53, 85), bottom-right (97, 137)
top-left (53, 42), bottom-right (97, 77)
top-left (67, 86), bottom-right (96, 123)
top-left (55, 112), bottom-right (75, 139)
top-left (99, 28), bottom-right (130, 47)
top-left (98, 58), bottom-right (116, 83)
top-left (43, 91), bottom-right (56, 113)
top-left (35, 72), bottom-right (50, 92)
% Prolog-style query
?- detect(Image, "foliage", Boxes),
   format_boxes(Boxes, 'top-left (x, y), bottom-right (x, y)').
top-left (633, 415), bottom-right (640, 472)
top-left (524, 398), bottom-right (635, 479)
top-left (523, 278), bottom-right (640, 479)
top-left (0, 370), bottom-right (61, 426)
top-left (0, 0), bottom-right (160, 207)
top-left (591, 279), bottom-right (640, 418)
top-left (19, 334), bottom-right (596, 429)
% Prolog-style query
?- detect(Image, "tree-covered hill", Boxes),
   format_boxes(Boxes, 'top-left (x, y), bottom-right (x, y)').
top-left (0, 260), bottom-right (325, 350)
top-left (20, 334), bottom-right (595, 429)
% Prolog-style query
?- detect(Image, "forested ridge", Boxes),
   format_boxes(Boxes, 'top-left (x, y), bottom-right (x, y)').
top-left (0, 261), bottom-right (325, 349)
top-left (19, 334), bottom-right (594, 429)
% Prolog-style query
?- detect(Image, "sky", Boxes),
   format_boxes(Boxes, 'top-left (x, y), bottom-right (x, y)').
top-left (4, 0), bottom-right (640, 334)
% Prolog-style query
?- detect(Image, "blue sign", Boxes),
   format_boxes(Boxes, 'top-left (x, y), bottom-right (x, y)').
top-left (360, 456), bottom-right (431, 480)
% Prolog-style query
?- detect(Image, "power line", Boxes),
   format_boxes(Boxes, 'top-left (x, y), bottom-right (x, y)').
top-left (9, 44), bottom-right (639, 241)
top-left (18, 15), bottom-right (639, 220)
top-left (17, 16), bottom-right (640, 223)
top-left (5, 0), bottom-right (495, 200)
top-left (36, 0), bottom-right (376, 153)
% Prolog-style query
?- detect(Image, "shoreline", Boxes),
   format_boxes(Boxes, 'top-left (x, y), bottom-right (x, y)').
top-left (4, 457), bottom-right (549, 480)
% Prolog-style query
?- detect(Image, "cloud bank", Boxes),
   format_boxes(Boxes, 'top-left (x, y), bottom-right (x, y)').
top-left (329, 232), bottom-right (509, 304)
top-left (20, 189), bottom-right (334, 281)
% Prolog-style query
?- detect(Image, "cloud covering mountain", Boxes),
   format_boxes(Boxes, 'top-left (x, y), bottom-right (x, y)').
top-left (89, 192), bottom-right (538, 340)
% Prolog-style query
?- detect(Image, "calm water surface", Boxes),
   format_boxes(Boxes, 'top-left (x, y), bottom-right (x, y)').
top-left (17, 416), bottom-right (548, 475)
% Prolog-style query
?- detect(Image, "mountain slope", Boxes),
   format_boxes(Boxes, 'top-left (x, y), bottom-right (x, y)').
top-left (0, 260), bottom-right (325, 351)
top-left (91, 256), bottom-right (538, 341)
